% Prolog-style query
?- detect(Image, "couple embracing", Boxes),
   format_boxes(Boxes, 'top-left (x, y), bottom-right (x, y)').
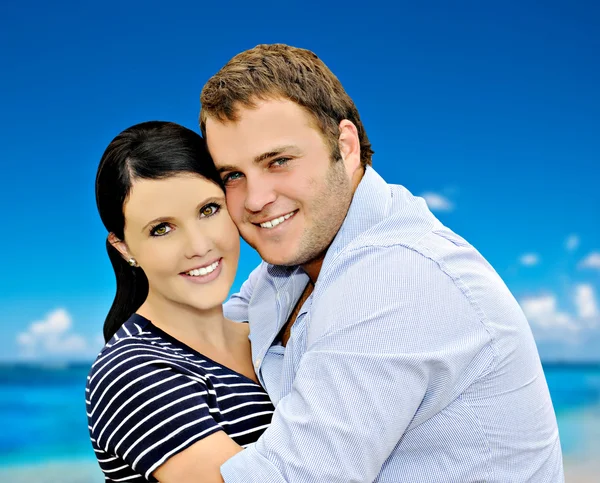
top-left (87, 44), bottom-right (564, 482)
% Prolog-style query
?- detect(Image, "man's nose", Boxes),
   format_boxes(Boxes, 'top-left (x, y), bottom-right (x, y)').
top-left (244, 175), bottom-right (276, 213)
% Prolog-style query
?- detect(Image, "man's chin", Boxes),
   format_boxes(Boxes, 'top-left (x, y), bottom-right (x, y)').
top-left (258, 248), bottom-right (325, 270)
top-left (258, 251), bottom-right (300, 267)
top-left (243, 236), bottom-right (296, 266)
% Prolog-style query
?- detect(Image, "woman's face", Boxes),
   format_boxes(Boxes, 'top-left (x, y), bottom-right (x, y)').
top-left (120, 174), bottom-right (240, 312)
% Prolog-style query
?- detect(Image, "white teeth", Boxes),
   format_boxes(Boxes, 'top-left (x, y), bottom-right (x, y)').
top-left (260, 211), bottom-right (295, 229)
top-left (186, 260), bottom-right (220, 277)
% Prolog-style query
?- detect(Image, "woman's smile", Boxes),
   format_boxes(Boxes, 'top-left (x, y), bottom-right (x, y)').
top-left (179, 257), bottom-right (223, 284)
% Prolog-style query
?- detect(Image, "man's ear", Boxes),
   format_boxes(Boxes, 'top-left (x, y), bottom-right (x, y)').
top-left (108, 233), bottom-right (131, 261)
top-left (338, 119), bottom-right (361, 177)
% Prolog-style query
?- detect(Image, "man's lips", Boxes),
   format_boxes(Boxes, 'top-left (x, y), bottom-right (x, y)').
top-left (252, 210), bottom-right (298, 229)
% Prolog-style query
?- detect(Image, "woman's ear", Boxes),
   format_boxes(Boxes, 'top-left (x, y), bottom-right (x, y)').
top-left (108, 233), bottom-right (131, 261)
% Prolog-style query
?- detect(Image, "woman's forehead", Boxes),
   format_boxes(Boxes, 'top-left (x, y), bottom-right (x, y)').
top-left (123, 174), bottom-right (222, 222)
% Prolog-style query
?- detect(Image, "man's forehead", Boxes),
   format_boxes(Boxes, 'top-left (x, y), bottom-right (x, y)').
top-left (207, 98), bottom-right (316, 132)
top-left (207, 123), bottom-right (314, 169)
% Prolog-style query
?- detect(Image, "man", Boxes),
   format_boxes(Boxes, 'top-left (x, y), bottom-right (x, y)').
top-left (200, 44), bottom-right (564, 482)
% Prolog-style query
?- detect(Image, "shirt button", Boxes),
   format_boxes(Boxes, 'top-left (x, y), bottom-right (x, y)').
top-left (255, 358), bottom-right (261, 368)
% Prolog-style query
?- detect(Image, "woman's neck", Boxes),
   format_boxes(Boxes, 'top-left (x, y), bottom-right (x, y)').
top-left (137, 291), bottom-right (230, 352)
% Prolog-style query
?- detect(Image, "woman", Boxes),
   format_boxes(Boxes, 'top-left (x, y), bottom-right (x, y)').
top-left (87, 121), bottom-right (274, 482)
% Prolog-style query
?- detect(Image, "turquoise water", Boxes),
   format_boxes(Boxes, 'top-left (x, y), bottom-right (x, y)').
top-left (0, 364), bottom-right (93, 466)
top-left (0, 363), bottom-right (598, 480)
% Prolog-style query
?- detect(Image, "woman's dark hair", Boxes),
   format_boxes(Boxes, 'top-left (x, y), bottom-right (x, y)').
top-left (95, 121), bottom-right (223, 342)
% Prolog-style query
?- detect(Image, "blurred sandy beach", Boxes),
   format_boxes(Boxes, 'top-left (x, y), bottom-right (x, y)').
top-left (0, 459), bottom-right (103, 483)
top-left (564, 459), bottom-right (600, 483)
top-left (0, 457), bottom-right (598, 482)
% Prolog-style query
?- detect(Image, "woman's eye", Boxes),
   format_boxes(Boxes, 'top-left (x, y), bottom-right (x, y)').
top-left (200, 202), bottom-right (221, 218)
top-left (150, 223), bottom-right (171, 237)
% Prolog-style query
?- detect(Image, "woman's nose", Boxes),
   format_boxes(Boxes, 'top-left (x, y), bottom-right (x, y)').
top-left (183, 227), bottom-right (212, 259)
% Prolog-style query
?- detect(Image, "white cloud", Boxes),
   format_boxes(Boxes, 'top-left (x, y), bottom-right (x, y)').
top-left (521, 294), bottom-right (577, 332)
top-left (49, 334), bottom-right (88, 353)
top-left (521, 284), bottom-right (600, 361)
top-left (520, 284), bottom-right (600, 349)
top-left (30, 308), bottom-right (71, 336)
top-left (565, 234), bottom-right (580, 252)
top-left (579, 252), bottom-right (600, 270)
top-left (519, 253), bottom-right (540, 266)
top-left (420, 192), bottom-right (454, 212)
top-left (575, 284), bottom-right (599, 322)
top-left (17, 332), bottom-right (35, 347)
top-left (17, 308), bottom-right (100, 360)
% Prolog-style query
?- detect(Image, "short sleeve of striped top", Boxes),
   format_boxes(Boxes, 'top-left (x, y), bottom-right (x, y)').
top-left (86, 314), bottom-right (274, 482)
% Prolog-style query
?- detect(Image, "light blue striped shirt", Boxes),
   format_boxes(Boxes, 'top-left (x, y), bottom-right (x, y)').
top-left (222, 167), bottom-right (564, 482)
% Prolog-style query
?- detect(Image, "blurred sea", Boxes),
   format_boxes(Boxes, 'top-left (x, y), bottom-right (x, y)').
top-left (0, 362), bottom-right (598, 482)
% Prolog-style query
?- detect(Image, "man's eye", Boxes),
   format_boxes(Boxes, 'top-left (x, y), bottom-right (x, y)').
top-left (200, 202), bottom-right (221, 218)
top-left (271, 157), bottom-right (289, 167)
top-left (223, 172), bottom-right (243, 184)
top-left (150, 223), bottom-right (172, 237)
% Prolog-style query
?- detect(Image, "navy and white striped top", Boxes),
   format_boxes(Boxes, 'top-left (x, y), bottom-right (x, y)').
top-left (86, 314), bottom-right (274, 482)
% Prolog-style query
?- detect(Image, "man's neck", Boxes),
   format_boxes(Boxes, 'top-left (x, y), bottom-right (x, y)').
top-left (301, 255), bottom-right (325, 284)
top-left (300, 166), bottom-right (365, 283)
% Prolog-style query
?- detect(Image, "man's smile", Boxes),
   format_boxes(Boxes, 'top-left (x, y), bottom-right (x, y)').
top-left (253, 210), bottom-right (298, 229)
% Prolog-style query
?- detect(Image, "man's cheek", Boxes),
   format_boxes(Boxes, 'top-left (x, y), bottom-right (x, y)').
top-left (225, 193), bottom-right (245, 225)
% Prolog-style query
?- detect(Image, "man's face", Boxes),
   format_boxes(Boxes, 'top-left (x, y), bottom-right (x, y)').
top-left (205, 98), bottom-right (355, 270)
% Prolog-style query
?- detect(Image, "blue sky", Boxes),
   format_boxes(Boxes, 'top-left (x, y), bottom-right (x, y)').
top-left (0, 1), bottom-right (598, 362)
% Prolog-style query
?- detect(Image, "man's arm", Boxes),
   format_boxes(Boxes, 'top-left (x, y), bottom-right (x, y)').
top-left (221, 246), bottom-right (494, 482)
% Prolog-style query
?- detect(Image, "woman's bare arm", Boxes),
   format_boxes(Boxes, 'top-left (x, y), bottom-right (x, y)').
top-left (153, 430), bottom-right (243, 483)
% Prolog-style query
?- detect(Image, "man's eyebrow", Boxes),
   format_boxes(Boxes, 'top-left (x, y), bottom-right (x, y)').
top-left (216, 164), bottom-right (237, 175)
top-left (253, 145), bottom-right (299, 164)
top-left (216, 145), bottom-right (300, 174)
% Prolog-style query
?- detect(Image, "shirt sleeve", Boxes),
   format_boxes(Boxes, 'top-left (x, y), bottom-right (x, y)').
top-left (88, 347), bottom-right (222, 481)
top-left (224, 262), bottom-right (266, 323)
top-left (221, 245), bottom-right (495, 482)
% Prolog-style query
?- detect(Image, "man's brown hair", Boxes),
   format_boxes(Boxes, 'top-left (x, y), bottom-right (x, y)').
top-left (200, 44), bottom-right (374, 167)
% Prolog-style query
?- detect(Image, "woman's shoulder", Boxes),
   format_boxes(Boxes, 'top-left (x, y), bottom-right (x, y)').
top-left (91, 315), bottom-right (156, 364)
top-left (86, 315), bottom-right (185, 396)
top-left (85, 320), bottom-right (214, 433)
